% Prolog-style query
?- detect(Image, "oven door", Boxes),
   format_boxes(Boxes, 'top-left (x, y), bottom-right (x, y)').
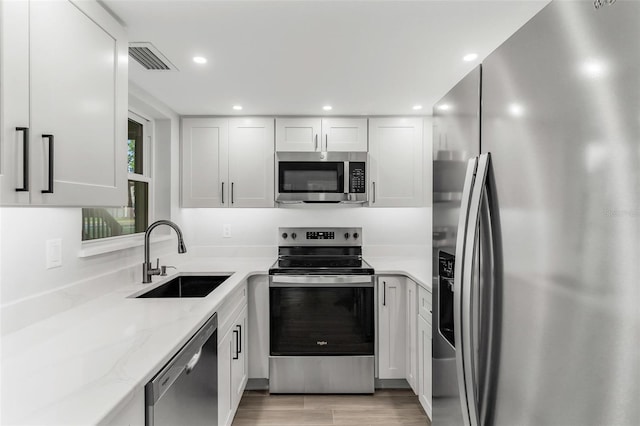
top-left (269, 275), bottom-right (375, 356)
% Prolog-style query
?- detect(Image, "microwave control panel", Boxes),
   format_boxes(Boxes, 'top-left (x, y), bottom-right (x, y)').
top-left (349, 162), bottom-right (366, 193)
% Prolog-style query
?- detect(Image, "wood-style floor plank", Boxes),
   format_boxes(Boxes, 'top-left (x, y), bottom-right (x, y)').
top-left (232, 390), bottom-right (430, 426)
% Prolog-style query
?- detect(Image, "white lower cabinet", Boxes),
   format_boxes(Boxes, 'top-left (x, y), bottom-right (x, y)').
top-left (219, 303), bottom-right (248, 426)
top-left (377, 276), bottom-right (406, 379)
top-left (417, 289), bottom-right (433, 419)
top-left (405, 280), bottom-right (418, 393)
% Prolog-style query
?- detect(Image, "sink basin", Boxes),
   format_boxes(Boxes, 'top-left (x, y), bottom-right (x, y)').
top-left (136, 275), bottom-right (231, 298)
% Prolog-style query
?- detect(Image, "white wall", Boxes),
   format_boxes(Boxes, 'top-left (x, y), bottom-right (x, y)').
top-left (181, 207), bottom-right (431, 258)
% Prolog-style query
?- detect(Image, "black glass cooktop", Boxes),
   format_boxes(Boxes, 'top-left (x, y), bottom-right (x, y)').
top-left (269, 256), bottom-right (375, 275)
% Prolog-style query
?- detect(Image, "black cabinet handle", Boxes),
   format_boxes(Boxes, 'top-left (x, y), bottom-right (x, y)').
top-left (233, 329), bottom-right (239, 360)
top-left (236, 324), bottom-right (242, 354)
top-left (383, 281), bottom-right (387, 306)
top-left (41, 134), bottom-right (54, 194)
top-left (221, 182), bottom-right (225, 204)
top-left (231, 182), bottom-right (235, 204)
top-left (15, 127), bottom-right (29, 192)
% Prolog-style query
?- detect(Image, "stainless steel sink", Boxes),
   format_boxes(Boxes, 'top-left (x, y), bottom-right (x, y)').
top-left (135, 275), bottom-right (231, 298)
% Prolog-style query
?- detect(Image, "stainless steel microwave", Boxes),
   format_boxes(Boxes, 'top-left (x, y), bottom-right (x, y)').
top-left (276, 152), bottom-right (368, 203)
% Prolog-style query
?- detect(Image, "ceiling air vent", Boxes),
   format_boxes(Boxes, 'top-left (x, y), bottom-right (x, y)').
top-left (128, 42), bottom-right (178, 71)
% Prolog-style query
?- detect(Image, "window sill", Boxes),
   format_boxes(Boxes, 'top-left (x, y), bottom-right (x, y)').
top-left (78, 234), bottom-right (174, 258)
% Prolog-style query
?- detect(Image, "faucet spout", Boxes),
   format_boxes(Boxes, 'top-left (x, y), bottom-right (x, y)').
top-left (143, 220), bottom-right (187, 283)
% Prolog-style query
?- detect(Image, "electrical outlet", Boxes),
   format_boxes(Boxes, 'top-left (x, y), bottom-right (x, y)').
top-left (223, 224), bottom-right (232, 238)
top-left (46, 239), bottom-right (62, 269)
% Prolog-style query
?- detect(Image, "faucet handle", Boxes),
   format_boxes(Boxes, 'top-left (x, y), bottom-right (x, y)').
top-left (155, 258), bottom-right (160, 269)
top-left (160, 265), bottom-right (177, 276)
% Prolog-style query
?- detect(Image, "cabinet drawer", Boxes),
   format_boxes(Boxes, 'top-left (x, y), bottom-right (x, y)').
top-left (418, 286), bottom-right (432, 323)
top-left (219, 281), bottom-right (247, 337)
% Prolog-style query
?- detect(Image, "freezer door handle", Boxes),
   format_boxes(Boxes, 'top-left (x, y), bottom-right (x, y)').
top-left (453, 156), bottom-right (479, 426)
top-left (477, 153), bottom-right (503, 425)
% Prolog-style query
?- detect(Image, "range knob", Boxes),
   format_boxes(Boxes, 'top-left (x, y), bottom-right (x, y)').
top-left (353, 232), bottom-right (359, 239)
top-left (344, 232), bottom-right (350, 240)
top-left (281, 232), bottom-right (288, 239)
top-left (291, 232), bottom-right (297, 240)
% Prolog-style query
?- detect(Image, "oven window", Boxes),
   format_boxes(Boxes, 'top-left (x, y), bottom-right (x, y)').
top-left (270, 287), bottom-right (374, 356)
top-left (279, 162), bottom-right (344, 193)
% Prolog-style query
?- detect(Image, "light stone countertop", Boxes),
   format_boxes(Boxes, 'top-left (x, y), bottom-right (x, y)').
top-left (1, 255), bottom-right (430, 425)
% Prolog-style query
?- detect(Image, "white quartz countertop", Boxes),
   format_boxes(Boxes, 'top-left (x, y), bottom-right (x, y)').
top-left (1, 255), bottom-right (430, 425)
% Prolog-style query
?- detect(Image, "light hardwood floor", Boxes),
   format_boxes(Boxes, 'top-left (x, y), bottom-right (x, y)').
top-left (231, 389), bottom-right (431, 426)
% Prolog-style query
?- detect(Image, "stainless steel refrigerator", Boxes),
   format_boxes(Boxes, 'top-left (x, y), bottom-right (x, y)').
top-left (432, 1), bottom-right (640, 425)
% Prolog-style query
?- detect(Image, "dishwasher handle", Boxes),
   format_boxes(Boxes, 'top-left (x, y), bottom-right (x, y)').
top-left (185, 348), bottom-right (202, 374)
top-left (145, 313), bottom-right (217, 405)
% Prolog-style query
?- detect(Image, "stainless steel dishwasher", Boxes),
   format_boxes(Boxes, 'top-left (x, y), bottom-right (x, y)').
top-left (145, 313), bottom-right (217, 426)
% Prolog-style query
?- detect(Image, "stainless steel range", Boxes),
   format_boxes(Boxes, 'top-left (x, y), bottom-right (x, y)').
top-left (268, 227), bottom-right (375, 394)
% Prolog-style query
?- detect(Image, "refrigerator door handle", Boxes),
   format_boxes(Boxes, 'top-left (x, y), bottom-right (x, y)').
top-left (477, 153), bottom-right (503, 426)
top-left (453, 156), bottom-right (479, 426)
top-left (459, 152), bottom-right (492, 426)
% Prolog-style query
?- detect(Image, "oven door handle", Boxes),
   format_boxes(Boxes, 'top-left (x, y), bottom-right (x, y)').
top-left (270, 275), bottom-right (374, 286)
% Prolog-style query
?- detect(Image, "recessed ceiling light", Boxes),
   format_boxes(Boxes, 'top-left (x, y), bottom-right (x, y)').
top-left (437, 104), bottom-right (451, 111)
top-left (463, 53), bottom-right (478, 62)
top-left (233, 105), bottom-right (243, 111)
top-left (508, 103), bottom-right (525, 117)
top-left (412, 105), bottom-right (423, 111)
top-left (193, 56), bottom-right (207, 64)
top-left (323, 105), bottom-right (333, 111)
top-left (580, 59), bottom-right (608, 79)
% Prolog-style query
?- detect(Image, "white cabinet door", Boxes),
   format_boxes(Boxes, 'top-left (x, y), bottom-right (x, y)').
top-left (418, 314), bottom-right (432, 420)
top-left (321, 118), bottom-right (368, 152)
top-left (218, 325), bottom-right (234, 426)
top-left (369, 118), bottom-right (424, 207)
top-left (228, 118), bottom-right (274, 207)
top-left (181, 118), bottom-right (229, 207)
top-left (1, 0), bottom-right (127, 207)
top-left (406, 279), bottom-right (418, 393)
top-left (29, 0), bottom-right (127, 206)
top-left (275, 118), bottom-right (321, 152)
top-left (378, 276), bottom-right (406, 379)
top-left (231, 306), bottom-right (249, 413)
top-left (0, 0), bottom-right (30, 205)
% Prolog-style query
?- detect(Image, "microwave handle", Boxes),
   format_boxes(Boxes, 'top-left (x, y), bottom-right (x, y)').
top-left (325, 134), bottom-right (328, 151)
top-left (315, 134), bottom-right (318, 151)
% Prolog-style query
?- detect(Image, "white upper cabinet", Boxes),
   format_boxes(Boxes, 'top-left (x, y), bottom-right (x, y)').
top-left (181, 117), bottom-right (274, 208)
top-left (321, 118), bottom-right (367, 152)
top-left (228, 118), bottom-right (275, 208)
top-left (369, 118), bottom-right (424, 207)
top-left (275, 118), bottom-right (321, 152)
top-left (181, 118), bottom-right (229, 207)
top-left (0, 0), bottom-right (127, 206)
top-left (276, 118), bottom-right (367, 152)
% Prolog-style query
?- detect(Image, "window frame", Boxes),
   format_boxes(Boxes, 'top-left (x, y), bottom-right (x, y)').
top-left (79, 109), bottom-right (155, 254)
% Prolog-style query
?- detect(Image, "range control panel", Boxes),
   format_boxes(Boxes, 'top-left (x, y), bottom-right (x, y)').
top-left (278, 227), bottom-right (362, 246)
top-left (307, 231), bottom-right (335, 240)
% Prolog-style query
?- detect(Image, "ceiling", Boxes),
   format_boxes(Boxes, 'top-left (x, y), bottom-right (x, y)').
top-left (102, 0), bottom-right (549, 116)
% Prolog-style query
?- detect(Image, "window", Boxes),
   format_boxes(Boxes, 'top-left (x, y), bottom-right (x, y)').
top-left (82, 112), bottom-right (152, 241)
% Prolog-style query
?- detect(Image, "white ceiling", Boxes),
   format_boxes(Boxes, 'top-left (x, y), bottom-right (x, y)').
top-left (102, 0), bottom-right (549, 116)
